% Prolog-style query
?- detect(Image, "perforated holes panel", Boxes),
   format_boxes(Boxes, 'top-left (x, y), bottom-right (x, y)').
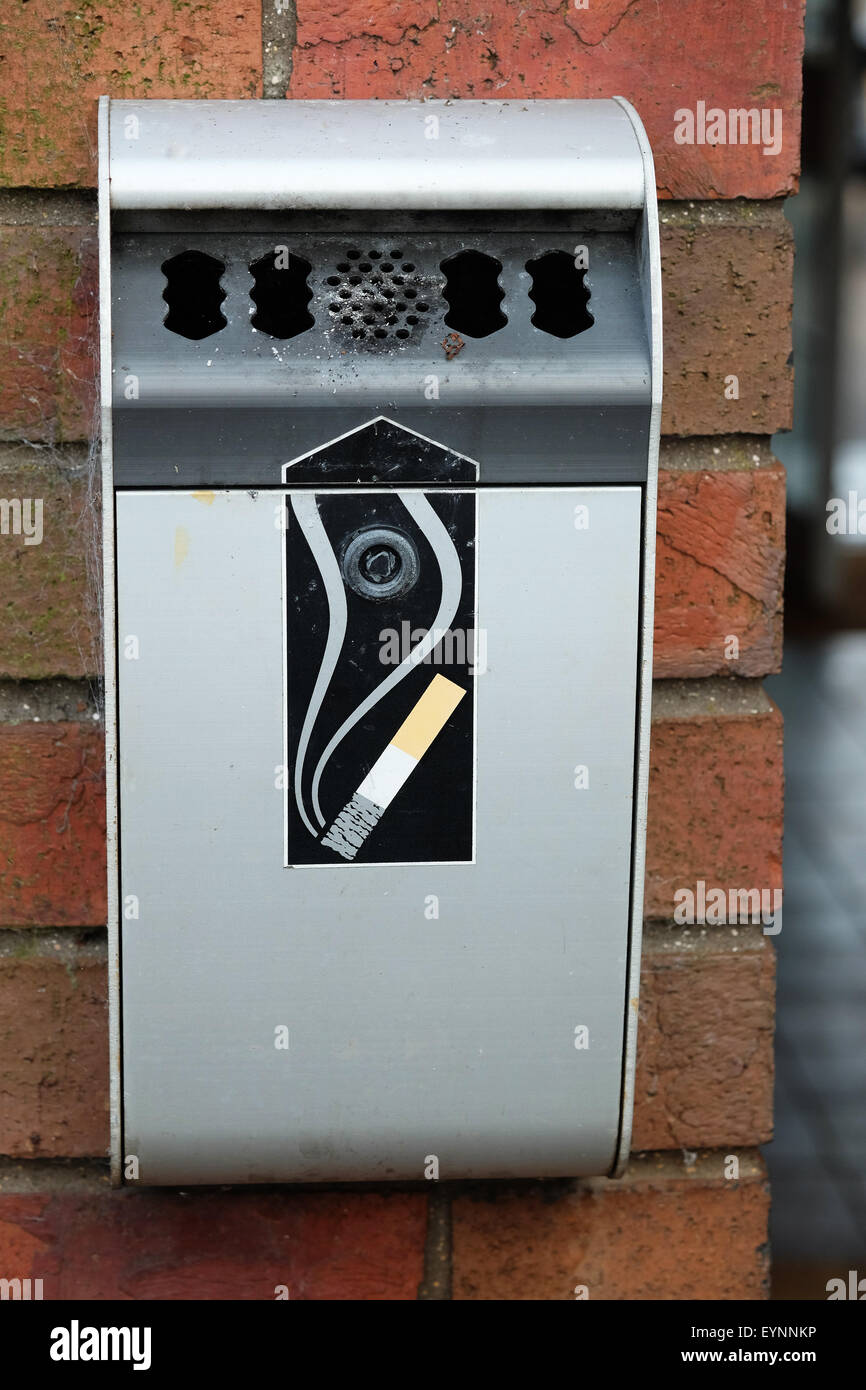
top-left (324, 248), bottom-right (433, 345)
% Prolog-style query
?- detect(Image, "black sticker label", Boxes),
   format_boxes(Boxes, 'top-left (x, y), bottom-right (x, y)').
top-left (284, 429), bottom-right (478, 867)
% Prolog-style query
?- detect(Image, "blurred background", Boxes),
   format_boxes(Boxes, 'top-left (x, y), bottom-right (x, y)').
top-left (765, 0), bottom-right (866, 1299)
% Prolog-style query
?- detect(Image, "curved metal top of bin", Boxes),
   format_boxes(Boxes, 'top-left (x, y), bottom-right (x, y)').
top-left (104, 97), bottom-right (650, 212)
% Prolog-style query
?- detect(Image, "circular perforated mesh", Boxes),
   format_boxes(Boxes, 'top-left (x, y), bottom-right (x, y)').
top-left (324, 248), bottom-right (432, 343)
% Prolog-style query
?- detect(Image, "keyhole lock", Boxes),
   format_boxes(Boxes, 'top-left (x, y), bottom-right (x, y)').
top-left (341, 526), bottom-right (420, 601)
top-left (362, 545), bottom-right (400, 584)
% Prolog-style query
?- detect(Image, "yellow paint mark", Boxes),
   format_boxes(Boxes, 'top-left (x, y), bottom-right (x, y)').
top-left (391, 674), bottom-right (466, 760)
top-left (173, 526), bottom-right (190, 569)
top-left (192, 490), bottom-right (216, 506)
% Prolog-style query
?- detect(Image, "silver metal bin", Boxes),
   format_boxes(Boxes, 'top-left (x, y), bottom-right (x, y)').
top-left (99, 96), bottom-right (662, 1184)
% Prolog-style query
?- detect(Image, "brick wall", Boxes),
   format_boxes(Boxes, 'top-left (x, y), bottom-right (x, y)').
top-left (0, 1), bottom-right (801, 1299)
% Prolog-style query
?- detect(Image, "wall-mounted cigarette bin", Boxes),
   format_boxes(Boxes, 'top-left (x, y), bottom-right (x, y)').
top-left (99, 97), bottom-right (661, 1184)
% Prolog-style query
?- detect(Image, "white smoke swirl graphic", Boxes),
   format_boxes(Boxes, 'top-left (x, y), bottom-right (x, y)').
top-left (290, 490), bottom-right (463, 835)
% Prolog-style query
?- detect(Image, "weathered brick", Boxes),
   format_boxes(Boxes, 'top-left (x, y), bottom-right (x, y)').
top-left (452, 1150), bottom-right (770, 1299)
top-left (0, 202), bottom-right (793, 443)
top-left (290, 0), bottom-right (803, 201)
top-left (654, 438), bottom-right (785, 678)
top-left (0, 4), bottom-right (805, 197)
top-left (0, 447), bottom-right (99, 678)
top-left (0, 1161), bottom-right (426, 1299)
top-left (0, 2), bottom-right (261, 188)
top-left (0, 934), bottom-right (108, 1159)
top-left (647, 680), bottom-right (784, 921)
top-left (0, 926), bottom-right (773, 1158)
top-left (661, 203), bottom-right (794, 434)
top-left (0, 721), bottom-right (106, 927)
top-left (0, 221), bottom-right (96, 444)
top-left (632, 925), bottom-right (774, 1152)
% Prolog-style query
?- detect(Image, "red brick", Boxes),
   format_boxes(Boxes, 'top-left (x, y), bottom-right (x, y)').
top-left (0, 2), bottom-right (261, 188)
top-left (0, 448), bottom-right (99, 678)
top-left (0, 223), bottom-right (96, 444)
top-left (654, 439), bottom-right (785, 678)
top-left (0, 927), bottom-right (773, 1158)
top-left (0, 935), bottom-right (108, 1158)
top-left (0, 722), bottom-right (106, 927)
top-left (633, 926), bottom-right (774, 1151)
top-left (0, 1167), bottom-right (426, 1299)
top-left (0, 4), bottom-right (805, 198)
top-left (647, 681), bottom-right (784, 921)
top-left (452, 1150), bottom-right (769, 1299)
top-left (291, 0), bottom-right (803, 200)
top-left (661, 203), bottom-right (794, 434)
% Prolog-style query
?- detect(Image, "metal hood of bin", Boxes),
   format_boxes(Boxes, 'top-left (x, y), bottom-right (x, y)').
top-left (103, 97), bottom-right (661, 487)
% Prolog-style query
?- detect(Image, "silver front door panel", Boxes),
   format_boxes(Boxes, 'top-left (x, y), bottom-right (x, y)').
top-left (116, 485), bottom-right (641, 1183)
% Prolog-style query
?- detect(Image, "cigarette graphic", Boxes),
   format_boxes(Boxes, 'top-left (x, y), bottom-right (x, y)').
top-left (321, 674), bottom-right (466, 862)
